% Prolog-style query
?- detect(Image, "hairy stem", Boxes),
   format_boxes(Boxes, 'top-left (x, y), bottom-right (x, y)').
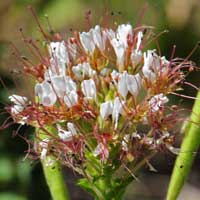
top-left (38, 128), bottom-right (70, 200)
top-left (42, 159), bottom-right (70, 200)
top-left (166, 91), bottom-right (200, 200)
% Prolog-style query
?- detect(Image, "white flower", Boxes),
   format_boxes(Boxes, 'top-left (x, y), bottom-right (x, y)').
top-left (72, 62), bottom-right (96, 79)
top-left (58, 76), bottom-right (78, 107)
top-left (136, 31), bottom-right (143, 52)
top-left (79, 31), bottom-right (95, 55)
top-left (100, 97), bottom-right (124, 129)
top-left (80, 25), bottom-right (107, 54)
top-left (143, 50), bottom-right (155, 79)
top-left (131, 49), bottom-right (142, 63)
top-left (43, 75), bottom-right (77, 105)
top-left (9, 95), bottom-right (27, 105)
top-left (68, 41), bottom-right (77, 60)
top-left (161, 56), bottom-right (169, 66)
top-left (153, 56), bottom-right (169, 74)
top-left (45, 58), bottom-right (66, 80)
top-left (81, 79), bottom-right (96, 99)
top-left (110, 24), bottom-right (132, 66)
top-left (64, 76), bottom-right (77, 93)
top-left (111, 70), bottom-right (119, 84)
top-left (118, 71), bottom-right (128, 99)
top-left (9, 95), bottom-right (27, 115)
top-left (51, 76), bottom-right (68, 98)
top-left (143, 50), bottom-right (169, 81)
top-left (92, 25), bottom-right (105, 51)
top-left (46, 41), bottom-right (69, 79)
top-left (64, 90), bottom-right (78, 107)
top-left (118, 71), bottom-right (141, 99)
top-left (8, 95), bottom-right (28, 124)
top-left (100, 101), bottom-right (113, 120)
top-left (110, 38), bottom-right (125, 66)
top-left (116, 24), bottom-right (132, 48)
top-left (112, 97), bottom-right (124, 129)
top-left (49, 58), bottom-right (66, 76)
top-left (72, 64), bottom-right (83, 79)
top-left (49, 41), bottom-right (69, 64)
top-left (131, 31), bottom-right (143, 65)
top-left (67, 122), bottom-right (77, 135)
top-left (10, 105), bottom-right (24, 115)
top-left (102, 29), bottom-right (115, 41)
top-left (58, 131), bottom-right (73, 141)
top-left (100, 68), bottom-right (109, 76)
top-left (131, 50), bottom-right (142, 66)
top-left (149, 93), bottom-right (169, 112)
top-left (126, 73), bottom-right (141, 97)
top-left (35, 81), bottom-right (57, 106)
top-left (57, 123), bottom-right (77, 141)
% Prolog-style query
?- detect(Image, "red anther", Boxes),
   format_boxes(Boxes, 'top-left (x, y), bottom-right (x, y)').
top-left (53, 33), bottom-right (62, 41)
top-left (101, 133), bottom-right (112, 141)
top-left (69, 37), bottom-right (77, 44)
top-left (74, 31), bottom-right (79, 40)
top-left (127, 34), bottom-right (133, 47)
top-left (189, 66), bottom-right (194, 72)
top-left (23, 66), bottom-right (30, 72)
top-left (79, 56), bottom-right (87, 63)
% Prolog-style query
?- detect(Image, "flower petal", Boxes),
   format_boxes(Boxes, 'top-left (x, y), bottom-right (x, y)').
top-left (81, 79), bottom-right (96, 99)
top-left (92, 25), bottom-right (105, 51)
top-left (9, 95), bottom-right (27, 105)
top-left (35, 81), bottom-right (57, 106)
top-left (112, 97), bottom-right (124, 129)
top-left (100, 101), bottom-right (113, 120)
top-left (126, 73), bottom-right (141, 97)
top-left (149, 93), bottom-right (169, 112)
top-left (67, 122), bottom-right (77, 135)
top-left (64, 90), bottom-right (78, 107)
top-left (116, 24), bottom-right (132, 48)
top-left (118, 71), bottom-right (128, 99)
top-left (79, 31), bottom-right (95, 55)
top-left (111, 38), bottom-right (125, 66)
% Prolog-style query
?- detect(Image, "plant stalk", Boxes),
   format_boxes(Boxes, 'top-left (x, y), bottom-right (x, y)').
top-left (38, 127), bottom-right (70, 200)
top-left (41, 159), bottom-right (70, 200)
top-left (166, 91), bottom-right (200, 200)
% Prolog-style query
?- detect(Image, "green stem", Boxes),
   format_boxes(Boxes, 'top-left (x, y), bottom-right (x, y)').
top-left (38, 127), bottom-right (70, 200)
top-left (167, 91), bottom-right (200, 200)
top-left (42, 159), bottom-right (70, 200)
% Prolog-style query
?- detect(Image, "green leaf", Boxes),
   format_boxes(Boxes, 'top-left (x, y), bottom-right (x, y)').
top-left (77, 178), bottom-right (95, 195)
top-left (167, 91), bottom-right (200, 200)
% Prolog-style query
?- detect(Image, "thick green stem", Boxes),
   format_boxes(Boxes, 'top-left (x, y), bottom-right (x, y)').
top-left (42, 159), bottom-right (70, 200)
top-left (38, 127), bottom-right (70, 200)
top-left (167, 91), bottom-right (200, 200)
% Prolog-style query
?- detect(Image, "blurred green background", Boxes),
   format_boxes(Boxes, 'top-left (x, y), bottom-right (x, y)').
top-left (0, 0), bottom-right (200, 200)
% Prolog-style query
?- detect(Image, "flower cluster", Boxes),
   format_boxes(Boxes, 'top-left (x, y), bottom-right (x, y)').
top-left (7, 23), bottom-right (192, 173)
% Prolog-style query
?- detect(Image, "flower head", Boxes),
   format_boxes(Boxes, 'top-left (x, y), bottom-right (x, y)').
top-left (6, 21), bottom-right (195, 177)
